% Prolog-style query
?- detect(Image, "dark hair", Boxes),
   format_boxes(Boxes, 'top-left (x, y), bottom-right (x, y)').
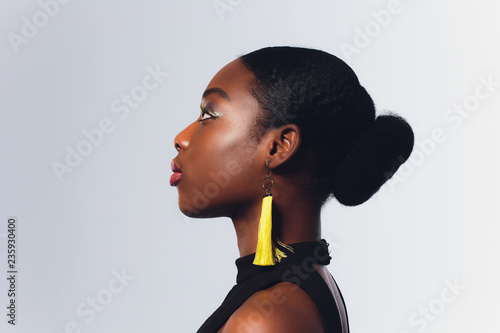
top-left (239, 46), bottom-right (414, 207)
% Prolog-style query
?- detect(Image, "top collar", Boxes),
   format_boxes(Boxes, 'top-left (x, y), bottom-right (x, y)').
top-left (235, 239), bottom-right (331, 284)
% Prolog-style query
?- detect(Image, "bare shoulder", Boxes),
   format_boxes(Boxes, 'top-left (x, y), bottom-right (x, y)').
top-left (220, 282), bottom-right (324, 333)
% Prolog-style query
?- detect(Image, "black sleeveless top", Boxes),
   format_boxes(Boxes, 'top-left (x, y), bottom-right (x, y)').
top-left (197, 239), bottom-right (349, 333)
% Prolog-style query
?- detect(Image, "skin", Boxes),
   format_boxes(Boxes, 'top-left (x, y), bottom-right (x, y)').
top-left (173, 59), bottom-right (336, 332)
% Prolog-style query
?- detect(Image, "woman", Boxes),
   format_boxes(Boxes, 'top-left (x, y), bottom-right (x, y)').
top-left (171, 46), bottom-right (414, 333)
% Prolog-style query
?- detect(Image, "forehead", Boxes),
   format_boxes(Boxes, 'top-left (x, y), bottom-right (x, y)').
top-left (202, 59), bottom-right (261, 132)
top-left (206, 58), bottom-right (253, 92)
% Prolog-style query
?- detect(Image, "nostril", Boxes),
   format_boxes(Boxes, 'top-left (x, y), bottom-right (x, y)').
top-left (175, 141), bottom-right (182, 152)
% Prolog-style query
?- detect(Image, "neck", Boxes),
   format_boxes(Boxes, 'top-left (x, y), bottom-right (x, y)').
top-left (231, 187), bottom-right (322, 258)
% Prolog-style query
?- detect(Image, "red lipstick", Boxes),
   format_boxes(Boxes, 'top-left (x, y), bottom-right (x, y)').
top-left (170, 160), bottom-right (182, 186)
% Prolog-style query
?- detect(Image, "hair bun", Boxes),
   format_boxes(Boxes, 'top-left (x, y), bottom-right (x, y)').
top-left (331, 113), bottom-right (414, 206)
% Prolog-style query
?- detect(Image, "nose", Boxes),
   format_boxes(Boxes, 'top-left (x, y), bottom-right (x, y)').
top-left (174, 121), bottom-right (196, 152)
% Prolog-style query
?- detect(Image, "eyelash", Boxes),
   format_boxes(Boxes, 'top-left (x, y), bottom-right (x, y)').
top-left (198, 105), bottom-right (223, 122)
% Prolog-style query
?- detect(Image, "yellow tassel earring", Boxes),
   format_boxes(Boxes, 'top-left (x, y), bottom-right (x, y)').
top-left (253, 160), bottom-right (294, 266)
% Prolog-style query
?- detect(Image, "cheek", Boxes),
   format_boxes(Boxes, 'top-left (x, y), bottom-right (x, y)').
top-left (180, 132), bottom-right (260, 212)
top-left (205, 132), bottom-right (258, 196)
top-left (216, 125), bottom-right (261, 180)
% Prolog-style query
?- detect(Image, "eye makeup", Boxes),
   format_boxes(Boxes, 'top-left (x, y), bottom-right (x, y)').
top-left (198, 104), bottom-right (224, 122)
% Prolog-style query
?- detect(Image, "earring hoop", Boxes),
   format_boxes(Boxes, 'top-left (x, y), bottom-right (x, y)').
top-left (261, 159), bottom-right (273, 194)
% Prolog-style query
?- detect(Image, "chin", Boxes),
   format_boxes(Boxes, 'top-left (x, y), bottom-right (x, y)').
top-left (178, 200), bottom-right (232, 220)
top-left (177, 188), bottom-right (218, 218)
top-left (178, 205), bottom-right (203, 218)
top-left (178, 202), bottom-right (217, 219)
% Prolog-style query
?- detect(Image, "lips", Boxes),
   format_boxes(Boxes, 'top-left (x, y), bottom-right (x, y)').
top-left (170, 160), bottom-right (182, 186)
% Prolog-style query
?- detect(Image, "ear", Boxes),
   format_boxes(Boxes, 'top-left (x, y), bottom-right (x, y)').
top-left (261, 123), bottom-right (302, 169)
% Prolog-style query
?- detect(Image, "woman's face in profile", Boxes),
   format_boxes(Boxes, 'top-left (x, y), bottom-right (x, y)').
top-left (173, 59), bottom-right (265, 218)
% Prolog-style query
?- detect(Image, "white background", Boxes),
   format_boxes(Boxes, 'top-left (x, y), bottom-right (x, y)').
top-left (1, 0), bottom-right (499, 332)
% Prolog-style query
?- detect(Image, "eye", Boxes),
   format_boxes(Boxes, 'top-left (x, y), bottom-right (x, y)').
top-left (200, 110), bottom-right (213, 121)
top-left (198, 104), bottom-right (224, 123)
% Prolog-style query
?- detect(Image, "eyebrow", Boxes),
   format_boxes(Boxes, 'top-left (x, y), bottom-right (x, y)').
top-left (202, 87), bottom-right (231, 101)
